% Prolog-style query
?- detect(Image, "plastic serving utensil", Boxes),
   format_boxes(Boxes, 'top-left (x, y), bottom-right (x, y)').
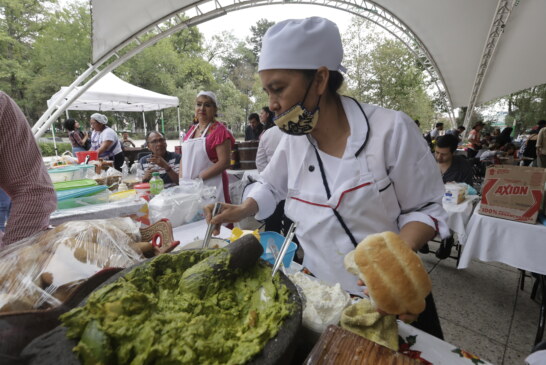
top-left (202, 202), bottom-right (221, 249)
top-left (271, 222), bottom-right (298, 277)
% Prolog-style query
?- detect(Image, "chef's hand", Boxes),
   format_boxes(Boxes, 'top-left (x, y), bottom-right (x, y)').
top-left (358, 280), bottom-right (419, 324)
top-left (204, 198), bottom-right (259, 235)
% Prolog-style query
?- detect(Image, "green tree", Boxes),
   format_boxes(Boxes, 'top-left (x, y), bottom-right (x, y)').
top-left (342, 17), bottom-right (435, 123)
top-left (247, 18), bottom-right (275, 64)
top-left (0, 0), bottom-right (56, 116)
top-left (27, 1), bottom-right (91, 121)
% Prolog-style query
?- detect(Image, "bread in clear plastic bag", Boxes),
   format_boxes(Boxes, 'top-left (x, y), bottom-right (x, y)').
top-left (0, 217), bottom-right (143, 313)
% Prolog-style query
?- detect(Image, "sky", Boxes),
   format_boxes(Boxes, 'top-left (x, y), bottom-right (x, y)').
top-left (196, 4), bottom-right (355, 41)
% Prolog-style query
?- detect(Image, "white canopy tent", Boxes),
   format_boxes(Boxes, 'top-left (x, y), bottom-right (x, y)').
top-left (47, 72), bottom-right (179, 113)
top-left (33, 0), bottom-right (546, 138)
top-left (45, 72), bottom-right (180, 155)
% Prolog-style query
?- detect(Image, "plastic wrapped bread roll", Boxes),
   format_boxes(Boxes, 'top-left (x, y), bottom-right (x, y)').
top-left (344, 231), bottom-right (432, 315)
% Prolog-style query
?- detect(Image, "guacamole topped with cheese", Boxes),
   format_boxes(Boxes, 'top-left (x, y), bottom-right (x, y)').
top-left (60, 249), bottom-right (293, 365)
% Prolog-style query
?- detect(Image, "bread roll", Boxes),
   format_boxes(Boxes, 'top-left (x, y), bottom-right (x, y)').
top-left (344, 232), bottom-right (431, 315)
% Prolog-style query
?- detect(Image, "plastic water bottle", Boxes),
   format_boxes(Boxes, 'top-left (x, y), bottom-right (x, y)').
top-left (149, 172), bottom-right (164, 196)
top-left (121, 162), bottom-right (129, 178)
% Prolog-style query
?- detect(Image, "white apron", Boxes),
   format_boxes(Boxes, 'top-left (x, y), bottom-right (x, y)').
top-left (181, 123), bottom-right (225, 202)
top-left (284, 105), bottom-right (399, 295)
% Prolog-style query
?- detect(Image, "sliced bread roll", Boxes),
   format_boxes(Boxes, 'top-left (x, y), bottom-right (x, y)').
top-left (344, 231), bottom-right (431, 315)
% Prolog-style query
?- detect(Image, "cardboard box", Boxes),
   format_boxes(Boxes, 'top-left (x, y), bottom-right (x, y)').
top-left (479, 165), bottom-right (546, 224)
top-left (443, 183), bottom-right (466, 205)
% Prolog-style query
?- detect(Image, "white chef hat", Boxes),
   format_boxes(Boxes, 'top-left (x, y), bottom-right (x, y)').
top-left (196, 91), bottom-right (218, 107)
top-left (90, 113), bottom-right (108, 125)
top-left (258, 17), bottom-right (346, 73)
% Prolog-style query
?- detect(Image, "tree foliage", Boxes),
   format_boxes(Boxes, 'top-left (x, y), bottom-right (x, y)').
top-left (343, 17), bottom-right (435, 125)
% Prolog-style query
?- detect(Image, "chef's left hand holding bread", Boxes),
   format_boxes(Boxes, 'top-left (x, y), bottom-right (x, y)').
top-left (345, 231), bottom-right (432, 323)
top-left (205, 16), bottom-right (448, 338)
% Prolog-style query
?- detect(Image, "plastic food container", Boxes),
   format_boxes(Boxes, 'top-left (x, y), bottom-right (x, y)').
top-left (259, 231), bottom-right (297, 268)
top-left (48, 166), bottom-right (81, 183)
top-left (53, 179), bottom-right (98, 191)
top-left (134, 183), bottom-right (151, 201)
top-left (76, 151), bottom-right (98, 163)
top-left (55, 185), bottom-right (109, 210)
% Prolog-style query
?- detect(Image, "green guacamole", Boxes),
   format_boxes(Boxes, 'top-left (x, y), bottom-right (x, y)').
top-left (60, 249), bottom-right (293, 365)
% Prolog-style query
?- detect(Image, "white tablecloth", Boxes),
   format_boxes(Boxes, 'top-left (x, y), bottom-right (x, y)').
top-left (172, 219), bottom-right (232, 248)
top-left (397, 321), bottom-right (493, 364)
top-left (443, 195), bottom-right (479, 237)
top-left (458, 203), bottom-right (546, 275)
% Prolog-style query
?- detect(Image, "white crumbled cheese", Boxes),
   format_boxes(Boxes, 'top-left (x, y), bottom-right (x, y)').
top-left (289, 272), bottom-right (351, 333)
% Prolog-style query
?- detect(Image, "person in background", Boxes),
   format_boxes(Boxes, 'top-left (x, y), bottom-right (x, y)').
top-left (180, 91), bottom-right (235, 203)
top-left (0, 91), bottom-right (56, 246)
top-left (466, 121), bottom-right (485, 158)
top-left (490, 127), bottom-right (501, 143)
top-left (414, 119), bottom-right (420, 128)
top-left (256, 119), bottom-right (288, 235)
top-left (479, 143), bottom-right (502, 164)
top-left (0, 189), bottom-right (10, 233)
top-left (435, 134), bottom-right (474, 186)
top-left (521, 129), bottom-right (540, 166)
top-left (64, 118), bottom-right (89, 153)
top-left (244, 113), bottom-right (263, 141)
top-left (121, 131), bottom-right (136, 148)
top-left (429, 122), bottom-right (444, 141)
top-left (206, 17), bottom-right (448, 338)
top-left (138, 131), bottom-right (180, 187)
top-left (89, 113), bottom-right (125, 171)
top-left (259, 106), bottom-right (275, 132)
top-left (445, 125), bottom-right (466, 142)
top-left (499, 143), bottom-right (518, 165)
top-left (536, 120), bottom-right (546, 167)
top-left (495, 127), bottom-right (513, 148)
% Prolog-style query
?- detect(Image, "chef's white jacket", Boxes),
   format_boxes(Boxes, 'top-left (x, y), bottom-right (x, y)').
top-left (246, 96), bottom-right (448, 293)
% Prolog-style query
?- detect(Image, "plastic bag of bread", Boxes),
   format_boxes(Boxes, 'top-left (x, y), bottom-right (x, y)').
top-left (344, 231), bottom-right (431, 315)
top-left (0, 217), bottom-right (143, 314)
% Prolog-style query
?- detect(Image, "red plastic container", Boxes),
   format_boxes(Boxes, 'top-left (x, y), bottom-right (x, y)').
top-left (134, 183), bottom-right (151, 201)
top-left (76, 151), bottom-right (98, 163)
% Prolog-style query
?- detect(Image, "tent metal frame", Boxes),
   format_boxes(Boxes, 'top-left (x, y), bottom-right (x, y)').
top-left (463, 0), bottom-right (516, 132)
top-left (34, 0), bottom-right (456, 138)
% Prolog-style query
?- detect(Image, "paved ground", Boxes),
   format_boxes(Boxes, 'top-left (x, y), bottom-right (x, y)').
top-left (420, 240), bottom-right (542, 364)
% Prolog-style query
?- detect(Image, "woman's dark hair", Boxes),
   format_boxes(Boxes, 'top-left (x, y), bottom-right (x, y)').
top-left (64, 118), bottom-right (76, 131)
top-left (262, 106), bottom-right (275, 130)
top-left (301, 70), bottom-right (345, 93)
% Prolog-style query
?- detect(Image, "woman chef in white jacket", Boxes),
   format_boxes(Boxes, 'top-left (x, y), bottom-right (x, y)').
top-left (206, 17), bottom-right (449, 338)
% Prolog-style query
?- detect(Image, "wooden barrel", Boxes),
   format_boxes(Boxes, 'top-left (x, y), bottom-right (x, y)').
top-left (230, 144), bottom-right (240, 169)
top-left (238, 141), bottom-right (259, 170)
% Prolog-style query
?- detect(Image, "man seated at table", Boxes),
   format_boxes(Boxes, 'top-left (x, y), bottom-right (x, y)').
top-left (435, 134), bottom-right (474, 187)
top-left (121, 131), bottom-right (136, 148)
top-left (137, 131), bottom-right (180, 187)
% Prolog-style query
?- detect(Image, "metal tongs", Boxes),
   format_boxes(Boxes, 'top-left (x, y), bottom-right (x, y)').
top-left (271, 222), bottom-right (298, 277)
top-left (202, 202), bottom-right (221, 249)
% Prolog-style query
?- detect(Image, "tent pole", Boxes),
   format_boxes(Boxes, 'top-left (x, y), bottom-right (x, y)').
top-left (161, 110), bottom-right (165, 134)
top-left (65, 110), bottom-right (69, 119)
top-left (142, 112), bottom-right (147, 137)
top-left (51, 120), bottom-right (59, 157)
top-left (177, 106), bottom-right (181, 134)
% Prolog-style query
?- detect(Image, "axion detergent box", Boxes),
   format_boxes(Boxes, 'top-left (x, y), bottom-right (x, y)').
top-left (479, 165), bottom-right (546, 224)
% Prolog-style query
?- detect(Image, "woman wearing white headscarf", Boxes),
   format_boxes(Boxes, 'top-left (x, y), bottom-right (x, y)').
top-left (206, 17), bottom-right (449, 338)
top-left (89, 113), bottom-right (124, 171)
top-left (180, 91), bottom-right (235, 203)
